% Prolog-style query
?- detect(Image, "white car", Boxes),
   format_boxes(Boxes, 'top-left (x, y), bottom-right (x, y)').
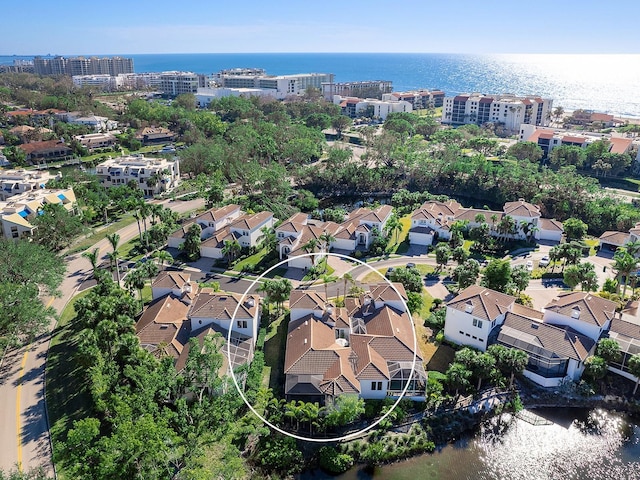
top-left (539, 255), bottom-right (550, 267)
top-left (525, 260), bottom-right (534, 271)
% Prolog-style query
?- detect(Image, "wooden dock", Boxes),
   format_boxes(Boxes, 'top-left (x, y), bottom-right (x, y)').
top-left (516, 409), bottom-right (553, 426)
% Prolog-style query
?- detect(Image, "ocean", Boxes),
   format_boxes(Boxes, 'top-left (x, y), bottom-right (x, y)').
top-left (2, 53), bottom-right (640, 117)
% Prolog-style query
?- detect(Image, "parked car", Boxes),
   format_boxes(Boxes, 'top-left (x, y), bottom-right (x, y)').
top-left (385, 267), bottom-right (395, 279)
top-left (539, 255), bottom-right (550, 267)
top-left (406, 262), bottom-right (416, 269)
top-left (526, 260), bottom-right (534, 271)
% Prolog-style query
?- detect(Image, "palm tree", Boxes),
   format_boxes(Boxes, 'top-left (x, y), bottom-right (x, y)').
top-left (81, 247), bottom-right (100, 278)
top-left (302, 238), bottom-right (319, 268)
top-left (124, 268), bottom-right (146, 310)
top-left (222, 239), bottom-right (241, 265)
top-left (626, 240), bottom-right (640, 258)
top-left (446, 363), bottom-right (471, 398)
top-left (342, 272), bottom-right (354, 302)
top-left (613, 249), bottom-right (638, 298)
top-left (318, 231), bottom-right (336, 253)
top-left (504, 348), bottom-right (529, 388)
top-left (384, 214), bottom-right (402, 246)
top-left (106, 233), bottom-right (121, 284)
top-left (490, 213), bottom-right (499, 235)
top-left (152, 250), bottom-right (173, 267)
top-left (258, 226), bottom-right (278, 255)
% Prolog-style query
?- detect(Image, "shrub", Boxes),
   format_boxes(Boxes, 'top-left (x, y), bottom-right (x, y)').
top-left (318, 446), bottom-right (354, 475)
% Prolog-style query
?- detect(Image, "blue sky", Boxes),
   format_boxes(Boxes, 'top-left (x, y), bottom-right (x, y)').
top-left (5, 0), bottom-right (640, 55)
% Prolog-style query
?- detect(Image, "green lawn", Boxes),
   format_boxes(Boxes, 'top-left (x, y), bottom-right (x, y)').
top-left (386, 215), bottom-right (412, 254)
top-left (263, 313), bottom-right (289, 394)
top-left (47, 289), bottom-right (94, 477)
top-left (67, 214), bottom-right (137, 254)
top-left (233, 247), bottom-right (269, 272)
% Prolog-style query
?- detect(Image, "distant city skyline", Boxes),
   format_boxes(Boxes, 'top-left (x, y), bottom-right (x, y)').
top-left (5, 0), bottom-right (640, 56)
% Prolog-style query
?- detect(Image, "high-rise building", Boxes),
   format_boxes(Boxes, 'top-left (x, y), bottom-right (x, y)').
top-left (33, 55), bottom-right (134, 76)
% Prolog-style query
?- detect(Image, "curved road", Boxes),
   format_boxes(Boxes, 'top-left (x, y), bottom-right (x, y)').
top-left (0, 198), bottom-right (204, 476)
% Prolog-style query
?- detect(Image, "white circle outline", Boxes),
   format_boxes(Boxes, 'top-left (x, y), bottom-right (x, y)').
top-left (227, 252), bottom-right (419, 442)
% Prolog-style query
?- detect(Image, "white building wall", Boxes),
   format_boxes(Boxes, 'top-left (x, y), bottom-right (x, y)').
top-left (444, 308), bottom-right (502, 351)
top-left (199, 245), bottom-right (224, 259)
top-left (332, 238), bottom-right (356, 251)
top-left (408, 231), bottom-right (434, 246)
top-left (359, 380), bottom-right (388, 400)
top-left (542, 311), bottom-right (606, 342)
top-left (538, 229), bottom-right (562, 242)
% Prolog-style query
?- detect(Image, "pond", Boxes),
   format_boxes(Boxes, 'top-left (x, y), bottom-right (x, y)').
top-left (299, 408), bottom-right (640, 480)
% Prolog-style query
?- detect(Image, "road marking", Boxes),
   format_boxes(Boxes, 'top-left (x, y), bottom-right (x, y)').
top-left (16, 350), bottom-right (28, 471)
top-left (46, 297), bottom-right (54, 308)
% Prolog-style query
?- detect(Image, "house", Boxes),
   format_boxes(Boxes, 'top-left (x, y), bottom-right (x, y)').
top-left (332, 95), bottom-right (413, 120)
top-left (276, 205), bottom-right (393, 270)
top-left (8, 125), bottom-right (52, 143)
top-left (0, 188), bottom-right (77, 240)
top-left (135, 126), bottom-right (176, 145)
top-left (607, 317), bottom-right (640, 384)
top-left (137, 273), bottom-right (261, 374)
top-left (444, 285), bottom-right (517, 351)
top-left (168, 205), bottom-right (273, 259)
top-left (444, 286), bottom-right (618, 387)
top-left (284, 284), bottom-right (426, 404)
top-left (200, 211), bottom-right (274, 259)
top-left (95, 155), bottom-right (180, 196)
top-left (188, 288), bottom-right (261, 342)
top-left (0, 169), bottom-right (55, 201)
top-left (151, 270), bottom-right (197, 300)
top-left (276, 213), bottom-right (340, 270)
top-left (408, 200), bottom-right (462, 245)
top-left (18, 140), bottom-right (73, 164)
top-left (519, 124), bottom-right (635, 158)
top-left (542, 291), bottom-right (617, 342)
top-left (495, 311), bottom-right (595, 387)
top-left (408, 198), bottom-right (564, 247)
top-left (598, 222), bottom-right (640, 251)
top-left (67, 114), bottom-right (118, 131)
top-left (74, 132), bottom-right (116, 151)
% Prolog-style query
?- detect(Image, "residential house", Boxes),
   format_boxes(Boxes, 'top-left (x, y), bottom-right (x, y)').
top-left (542, 291), bottom-right (617, 342)
top-left (519, 124), bottom-right (636, 158)
top-left (284, 284), bottom-right (426, 404)
top-left (0, 169), bottom-right (55, 201)
top-left (96, 155), bottom-right (180, 196)
top-left (168, 204), bottom-right (273, 260)
top-left (200, 211), bottom-right (274, 259)
top-left (135, 126), bottom-right (176, 145)
top-left (276, 205), bottom-right (393, 270)
top-left (9, 125), bottom-right (52, 143)
top-left (67, 113), bottom-right (118, 131)
top-left (74, 132), bottom-right (116, 151)
top-left (598, 222), bottom-right (640, 251)
top-left (444, 285), bottom-right (517, 351)
top-left (276, 213), bottom-right (341, 270)
top-left (18, 140), bottom-right (73, 164)
top-left (408, 198), bottom-right (563, 247)
top-left (444, 286), bottom-right (618, 387)
top-left (136, 279), bottom-right (258, 375)
top-left (607, 317), bottom-right (640, 384)
top-left (0, 188), bottom-right (76, 240)
top-left (496, 310), bottom-right (595, 387)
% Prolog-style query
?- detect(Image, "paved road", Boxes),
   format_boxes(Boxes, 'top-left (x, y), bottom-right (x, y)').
top-left (0, 198), bottom-right (204, 476)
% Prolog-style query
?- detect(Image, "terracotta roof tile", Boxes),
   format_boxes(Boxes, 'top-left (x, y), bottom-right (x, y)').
top-left (448, 285), bottom-right (516, 322)
top-left (544, 292), bottom-right (617, 328)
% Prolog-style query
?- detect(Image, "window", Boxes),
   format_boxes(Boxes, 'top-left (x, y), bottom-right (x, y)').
top-left (459, 330), bottom-right (464, 335)
top-left (372, 381), bottom-right (383, 391)
top-left (473, 319), bottom-right (483, 329)
top-left (237, 320), bottom-right (248, 329)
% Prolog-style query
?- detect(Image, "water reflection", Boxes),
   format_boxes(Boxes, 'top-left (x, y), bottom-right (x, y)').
top-left (301, 409), bottom-right (640, 480)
